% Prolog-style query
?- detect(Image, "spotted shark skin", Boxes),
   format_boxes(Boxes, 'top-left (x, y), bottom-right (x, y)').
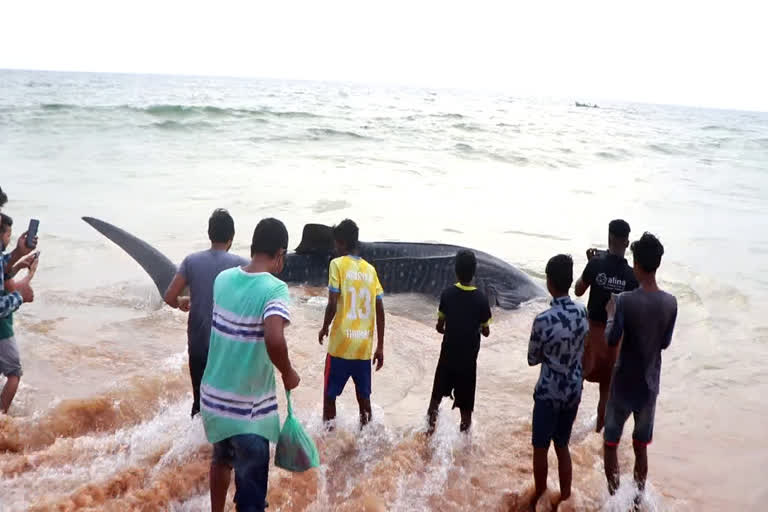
top-left (82, 217), bottom-right (544, 309)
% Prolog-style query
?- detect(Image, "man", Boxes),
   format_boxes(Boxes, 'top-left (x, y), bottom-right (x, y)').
top-left (318, 219), bottom-right (385, 428)
top-left (165, 208), bottom-right (248, 418)
top-left (201, 218), bottom-right (300, 512)
top-left (603, 232), bottom-right (677, 499)
top-left (574, 219), bottom-right (638, 431)
top-left (0, 186), bottom-right (35, 319)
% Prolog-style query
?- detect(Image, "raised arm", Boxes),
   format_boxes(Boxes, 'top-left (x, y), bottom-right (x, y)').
top-left (574, 258), bottom-right (596, 297)
top-left (6, 233), bottom-right (35, 269)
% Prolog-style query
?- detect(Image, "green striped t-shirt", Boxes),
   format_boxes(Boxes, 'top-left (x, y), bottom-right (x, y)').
top-left (200, 268), bottom-right (291, 444)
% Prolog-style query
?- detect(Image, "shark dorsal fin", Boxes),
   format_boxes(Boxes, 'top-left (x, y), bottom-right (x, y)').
top-left (295, 224), bottom-right (334, 254)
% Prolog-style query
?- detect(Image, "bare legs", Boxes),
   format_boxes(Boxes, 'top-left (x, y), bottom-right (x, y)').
top-left (0, 375), bottom-right (20, 414)
top-left (209, 462), bottom-right (232, 512)
top-left (426, 399), bottom-right (472, 435)
top-left (323, 394), bottom-right (371, 429)
top-left (531, 444), bottom-right (572, 511)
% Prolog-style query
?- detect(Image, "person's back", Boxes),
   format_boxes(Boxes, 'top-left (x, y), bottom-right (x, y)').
top-left (528, 295), bottom-right (588, 406)
top-left (610, 288), bottom-right (677, 407)
top-left (201, 267), bottom-right (287, 437)
top-left (439, 284), bottom-right (490, 366)
top-left (181, 248), bottom-right (248, 342)
top-left (327, 255), bottom-right (382, 361)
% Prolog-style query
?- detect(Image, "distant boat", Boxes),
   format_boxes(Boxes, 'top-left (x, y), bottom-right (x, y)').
top-left (575, 102), bottom-right (599, 108)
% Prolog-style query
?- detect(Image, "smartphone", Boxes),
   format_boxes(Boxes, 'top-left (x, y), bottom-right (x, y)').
top-left (26, 219), bottom-right (39, 249)
top-left (594, 249), bottom-right (607, 258)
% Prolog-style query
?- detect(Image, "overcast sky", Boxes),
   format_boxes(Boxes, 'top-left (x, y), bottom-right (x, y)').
top-left (2, 0), bottom-right (766, 111)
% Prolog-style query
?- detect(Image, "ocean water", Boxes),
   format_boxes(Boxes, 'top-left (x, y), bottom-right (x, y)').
top-left (0, 69), bottom-right (767, 511)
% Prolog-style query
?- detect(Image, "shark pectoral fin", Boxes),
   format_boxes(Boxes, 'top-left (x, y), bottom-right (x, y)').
top-left (82, 216), bottom-right (178, 298)
top-left (294, 223), bottom-right (335, 254)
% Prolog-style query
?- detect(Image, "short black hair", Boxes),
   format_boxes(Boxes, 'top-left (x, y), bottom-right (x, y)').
top-left (0, 213), bottom-right (12, 233)
top-left (208, 208), bottom-right (235, 244)
top-left (333, 219), bottom-right (359, 250)
top-left (608, 219), bottom-right (631, 239)
top-left (455, 249), bottom-right (477, 283)
top-left (251, 218), bottom-right (289, 257)
top-left (545, 254), bottom-right (574, 293)
top-left (0, 186), bottom-right (7, 209)
top-left (631, 232), bottom-right (664, 273)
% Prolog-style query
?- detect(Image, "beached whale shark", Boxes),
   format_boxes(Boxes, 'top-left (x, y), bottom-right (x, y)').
top-left (82, 217), bottom-right (544, 309)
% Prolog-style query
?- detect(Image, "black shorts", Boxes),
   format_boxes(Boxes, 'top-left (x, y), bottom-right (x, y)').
top-left (430, 358), bottom-right (477, 412)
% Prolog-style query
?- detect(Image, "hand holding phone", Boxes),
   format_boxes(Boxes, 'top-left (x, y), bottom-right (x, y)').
top-left (26, 219), bottom-right (39, 249)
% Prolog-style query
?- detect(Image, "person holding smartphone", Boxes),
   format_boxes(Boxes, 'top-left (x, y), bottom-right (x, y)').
top-left (0, 188), bottom-right (37, 319)
top-left (574, 219), bottom-right (638, 432)
top-left (0, 213), bottom-right (39, 413)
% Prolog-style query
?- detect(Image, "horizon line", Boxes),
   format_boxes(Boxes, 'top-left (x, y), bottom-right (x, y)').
top-left (2, 66), bottom-right (766, 115)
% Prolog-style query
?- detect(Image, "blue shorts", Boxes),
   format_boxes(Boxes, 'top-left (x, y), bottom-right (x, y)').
top-left (532, 399), bottom-right (580, 449)
top-left (212, 434), bottom-right (270, 512)
top-left (324, 354), bottom-right (371, 400)
top-left (604, 396), bottom-right (657, 446)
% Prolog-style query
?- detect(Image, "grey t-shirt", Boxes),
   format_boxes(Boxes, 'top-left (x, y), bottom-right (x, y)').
top-left (606, 287), bottom-right (678, 409)
top-left (178, 249), bottom-right (248, 352)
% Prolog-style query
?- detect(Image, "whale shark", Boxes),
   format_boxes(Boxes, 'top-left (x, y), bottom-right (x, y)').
top-left (82, 217), bottom-right (544, 309)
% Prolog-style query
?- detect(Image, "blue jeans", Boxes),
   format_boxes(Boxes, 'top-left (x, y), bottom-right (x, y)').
top-left (213, 434), bottom-right (270, 511)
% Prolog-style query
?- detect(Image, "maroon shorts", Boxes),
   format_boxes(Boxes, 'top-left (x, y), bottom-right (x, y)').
top-left (582, 320), bottom-right (618, 383)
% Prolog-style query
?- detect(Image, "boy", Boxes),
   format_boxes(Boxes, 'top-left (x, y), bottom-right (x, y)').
top-left (528, 254), bottom-right (588, 510)
top-left (318, 219), bottom-right (385, 428)
top-left (427, 249), bottom-right (491, 434)
top-left (164, 208), bottom-right (248, 418)
top-left (200, 218), bottom-right (301, 512)
top-left (603, 233), bottom-right (677, 498)
top-left (574, 219), bottom-right (638, 432)
top-left (0, 187), bottom-right (35, 318)
top-left (1, 214), bottom-right (39, 413)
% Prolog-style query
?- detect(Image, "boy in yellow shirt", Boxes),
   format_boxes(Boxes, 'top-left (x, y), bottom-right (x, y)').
top-left (318, 219), bottom-right (385, 428)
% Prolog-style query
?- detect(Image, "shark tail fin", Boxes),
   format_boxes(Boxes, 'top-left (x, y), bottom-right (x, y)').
top-left (82, 216), bottom-right (177, 297)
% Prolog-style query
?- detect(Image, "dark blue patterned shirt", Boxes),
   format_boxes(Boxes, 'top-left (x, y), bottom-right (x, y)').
top-left (528, 296), bottom-right (588, 406)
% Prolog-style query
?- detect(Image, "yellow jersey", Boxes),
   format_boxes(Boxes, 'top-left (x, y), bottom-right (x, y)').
top-left (328, 255), bottom-right (384, 360)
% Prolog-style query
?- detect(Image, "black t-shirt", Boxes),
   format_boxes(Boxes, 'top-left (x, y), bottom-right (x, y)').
top-left (581, 254), bottom-right (639, 323)
top-left (438, 284), bottom-right (492, 366)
